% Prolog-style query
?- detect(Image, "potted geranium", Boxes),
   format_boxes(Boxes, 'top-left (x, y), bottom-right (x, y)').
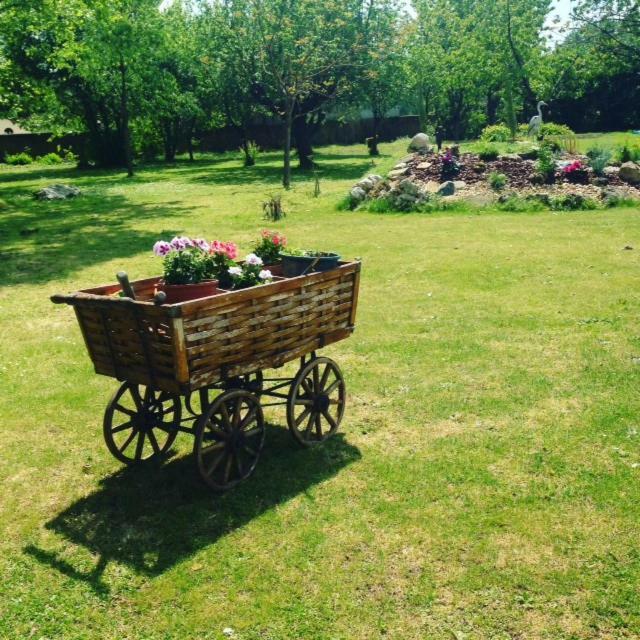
top-left (153, 236), bottom-right (237, 303)
top-left (281, 248), bottom-right (341, 277)
top-left (225, 253), bottom-right (273, 289)
top-left (253, 230), bottom-right (287, 264)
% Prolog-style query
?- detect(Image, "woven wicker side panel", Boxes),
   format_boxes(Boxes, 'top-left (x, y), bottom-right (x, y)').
top-left (74, 303), bottom-right (180, 393)
top-left (183, 271), bottom-right (356, 388)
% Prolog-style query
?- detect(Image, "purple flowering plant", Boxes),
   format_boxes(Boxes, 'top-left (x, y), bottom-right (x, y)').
top-left (153, 236), bottom-right (228, 285)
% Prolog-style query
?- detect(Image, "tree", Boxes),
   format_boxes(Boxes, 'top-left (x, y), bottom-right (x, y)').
top-left (236, 0), bottom-right (367, 187)
top-left (358, 0), bottom-right (408, 155)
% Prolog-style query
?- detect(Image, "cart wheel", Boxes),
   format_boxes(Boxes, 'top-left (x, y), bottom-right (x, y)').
top-left (287, 356), bottom-right (346, 447)
top-left (193, 389), bottom-right (265, 491)
top-left (103, 382), bottom-right (180, 465)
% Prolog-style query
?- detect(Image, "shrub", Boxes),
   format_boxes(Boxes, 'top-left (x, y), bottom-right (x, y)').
top-left (477, 143), bottom-right (499, 161)
top-left (488, 171), bottom-right (507, 191)
top-left (539, 123), bottom-right (575, 137)
top-left (242, 140), bottom-right (260, 167)
top-left (5, 151), bottom-right (33, 165)
top-left (37, 152), bottom-right (63, 165)
top-left (616, 143), bottom-right (640, 163)
top-left (586, 147), bottom-right (612, 176)
top-left (480, 124), bottom-right (511, 142)
top-left (262, 194), bottom-right (286, 221)
top-left (535, 144), bottom-right (556, 183)
top-left (550, 194), bottom-right (598, 211)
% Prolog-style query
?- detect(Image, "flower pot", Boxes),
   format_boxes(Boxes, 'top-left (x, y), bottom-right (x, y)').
top-left (282, 253), bottom-right (341, 278)
top-left (157, 280), bottom-right (220, 304)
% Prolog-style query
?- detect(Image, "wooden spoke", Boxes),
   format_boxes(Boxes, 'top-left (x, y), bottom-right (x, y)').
top-left (134, 431), bottom-right (145, 461)
top-left (194, 389), bottom-right (265, 491)
top-left (287, 357), bottom-right (346, 447)
top-left (104, 382), bottom-right (180, 465)
top-left (118, 428), bottom-right (138, 453)
top-left (111, 421), bottom-right (133, 434)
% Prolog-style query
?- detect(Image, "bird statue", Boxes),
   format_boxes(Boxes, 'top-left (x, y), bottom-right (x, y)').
top-left (528, 101), bottom-right (547, 138)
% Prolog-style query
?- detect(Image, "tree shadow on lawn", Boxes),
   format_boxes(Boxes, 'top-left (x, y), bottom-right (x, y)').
top-left (24, 427), bottom-right (360, 596)
top-left (0, 192), bottom-right (187, 286)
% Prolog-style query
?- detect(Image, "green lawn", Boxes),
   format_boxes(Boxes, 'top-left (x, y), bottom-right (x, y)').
top-left (1, 139), bottom-right (640, 639)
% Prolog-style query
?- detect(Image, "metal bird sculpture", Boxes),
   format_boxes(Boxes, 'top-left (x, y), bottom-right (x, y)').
top-left (528, 101), bottom-right (547, 137)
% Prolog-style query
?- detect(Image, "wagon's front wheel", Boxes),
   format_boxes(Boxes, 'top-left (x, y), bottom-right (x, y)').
top-left (194, 389), bottom-right (265, 491)
top-left (103, 382), bottom-right (181, 465)
top-left (287, 356), bottom-right (346, 447)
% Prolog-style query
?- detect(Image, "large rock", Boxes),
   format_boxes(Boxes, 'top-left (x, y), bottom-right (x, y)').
top-left (35, 184), bottom-right (81, 200)
top-left (408, 133), bottom-right (430, 152)
top-left (388, 167), bottom-right (408, 179)
top-left (603, 166), bottom-right (619, 178)
top-left (356, 177), bottom-right (375, 192)
top-left (349, 186), bottom-right (366, 203)
top-left (619, 162), bottom-right (640, 185)
top-left (437, 181), bottom-right (455, 196)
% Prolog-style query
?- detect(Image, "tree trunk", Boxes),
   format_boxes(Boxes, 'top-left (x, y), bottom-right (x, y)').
top-left (292, 116), bottom-right (314, 170)
top-left (119, 58), bottom-right (134, 177)
top-left (187, 119), bottom-right (195, 162)
top-left (163, 120), bottom-right (177, 162)
top-left (368, 112), bottom-right (380, 156)
top-left (282, 104), bottom-right (293, 189)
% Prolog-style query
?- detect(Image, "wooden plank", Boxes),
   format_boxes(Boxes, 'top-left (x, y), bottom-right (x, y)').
top-left (171, 317), bottom-right (190, 384)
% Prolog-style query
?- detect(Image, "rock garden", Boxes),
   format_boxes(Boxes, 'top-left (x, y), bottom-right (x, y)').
top-left (348, 131), bottom-right (640, 212)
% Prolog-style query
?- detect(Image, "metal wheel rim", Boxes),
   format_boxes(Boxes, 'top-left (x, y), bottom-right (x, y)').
top-left (286, 356), bottom-right (346, 447)
top-left (103, 382), bottom-right (180, 465)
top-left (194, 389), bottom-right (265, 491)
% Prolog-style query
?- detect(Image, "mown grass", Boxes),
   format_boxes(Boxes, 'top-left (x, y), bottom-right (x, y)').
top-left (1, 139), bottom-right (640, 639)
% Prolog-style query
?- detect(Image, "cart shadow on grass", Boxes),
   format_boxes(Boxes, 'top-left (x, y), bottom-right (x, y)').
top-left (24, 425), bottom-right (360, 596)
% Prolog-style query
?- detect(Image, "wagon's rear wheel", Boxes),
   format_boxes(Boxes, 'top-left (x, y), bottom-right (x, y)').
top-left (287, 356), bottom-right (346, 447)
top-left (103, 382), bottom-right (180, 465)
top-left (194, 389), bottom-right (265, 491)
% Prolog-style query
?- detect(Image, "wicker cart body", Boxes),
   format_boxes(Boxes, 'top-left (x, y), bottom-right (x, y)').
top-left (52, 261), bottom-right (361, 490)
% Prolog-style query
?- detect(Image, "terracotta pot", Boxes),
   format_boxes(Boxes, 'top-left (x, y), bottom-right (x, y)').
top-left (157, 280), bottom-right (220, 304)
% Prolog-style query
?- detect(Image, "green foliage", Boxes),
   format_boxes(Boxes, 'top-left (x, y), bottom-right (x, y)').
top-left (36, 152), bottom-right (64, 165)
top-left (477, 143), bottom-right (499, 161)
top-left (263, 195), bottom-right (286, 221)
top-left (242, 141), bottom-right (260, 167)
top-left (497, 194), bottom-right (547, 212)
top-left (540, 123), bottom-right (575, 137)
top-left (162, 247), bottom-right (215, 285)
top-left (536, 145), bottom-right (556, 183)
top-left (4, 152), bottom-right (33, 165)
top-left (480, 124), bottom-right (512, 142)
top-left (550, 194), bottom-right (598, 211)
top-left (616, 144), bottom-right (640, 163)
top-left (489, 172), bottom-right (507, 191)
top-left (253, 230), bottom-right (287, 264)
top-left (586, 147), bottom-right (612, 176)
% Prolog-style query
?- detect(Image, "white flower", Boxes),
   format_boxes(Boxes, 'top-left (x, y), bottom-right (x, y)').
top-left (244, 253), bottom-right (263, 266)
top-left (228, 266), bottom-right (243, 277)
top-left (258, 269), bottom-right (272, 280)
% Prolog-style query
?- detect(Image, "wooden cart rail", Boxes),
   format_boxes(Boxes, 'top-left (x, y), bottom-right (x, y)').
top-left (52, 261), bottom-right (361, 394)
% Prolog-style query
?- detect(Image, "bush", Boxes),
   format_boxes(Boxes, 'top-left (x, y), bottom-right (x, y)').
top-left (488, 172), bottom-right (507, 191)
top-left (496, 194), bottom-right (546, 212)
top-left (480, 124), bottom-right (512, 142)
top-left (586, 147), bottom-right (612, 176)
top-left (477, 143), bottom-right (499, 161)
top-left (616, 143), bottom-right (640, 163)
top-left (535, 144), bottom-right (556, 183)
top-left (37, 152), bottom-right (64, 165)
top-left (550, 194), bottom-right (598, 211)
top-left (539, 122), bottom-right (575, 137)
top-left (5, 151), bottom-right (33, 165)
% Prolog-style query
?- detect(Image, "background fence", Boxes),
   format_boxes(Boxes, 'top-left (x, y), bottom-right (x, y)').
top-left (0, 115), bottom-right (421, 160)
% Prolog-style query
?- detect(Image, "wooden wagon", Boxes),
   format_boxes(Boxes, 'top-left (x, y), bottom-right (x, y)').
top-left (51, 261), bottom-right (361, 490)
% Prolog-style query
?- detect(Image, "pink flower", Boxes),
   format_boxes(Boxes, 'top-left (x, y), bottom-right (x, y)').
top-left (224, 242), bottom-right (238, 260)
top-left (210, 240), bottom-right (238, 260)
top-left (153, 240), bottom-right (172, 257)
top-left (259, 269), bottom-right (272, 280)
top-left (170, 236), bottom-right (193, 251)
top-left (193, 238), bottom-right (210, 252)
